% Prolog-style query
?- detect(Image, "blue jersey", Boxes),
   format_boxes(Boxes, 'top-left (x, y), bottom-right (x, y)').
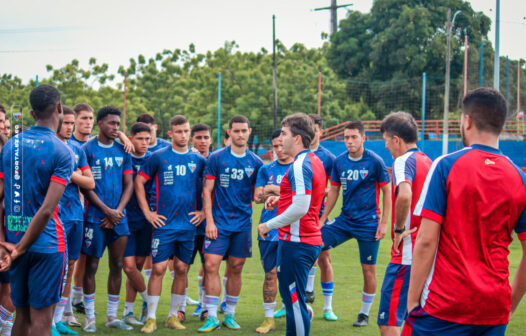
top-left (314, 145), bottom-right (335, 180)
top-left (0, 126), bottom-right (74, 253)
top-left (59, 140), bottom-right (90, 223)
top-left (139, 147), bottom-right (206, 235)
top-left (149, 138), bottom-right (171, 153)
top-left (255, 160), bottom-right (291, 241)
top-left (81, 138), bottom-right (133, 224)
top-left (126, 152), bottom-right (152, 227)
top-left (195, 155), bottom-right (210, 236)
top-left (330, 149), bottom-right (390, 225)
top-left (69, 134), bottom-right (88, 147)
top-left (204, 147), bottom-right (263, 232)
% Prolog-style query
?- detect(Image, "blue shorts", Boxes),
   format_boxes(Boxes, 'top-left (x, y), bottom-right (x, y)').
top-left (190, 235), bottom-right (205, 265)
top-left (64, 220), bottom-right (83, 260)
top-left (81, 221), bottom-right (130, 258)
top-left (151, 230), bottom-right (194, 265)
top-left (321, 218), bottom-right (380, 265)
top-left (378, 263), bottom-right (411, 326)
top-left (0, 272), bottom-right (9, 284)
top-left (11, 251), bottom-right (66, 309)
top-left (402, 307), bottom-right (507, 336)
top-left (204, 229), bottom-right (252, 259)
top-left (124, 220), bottom-right (153, 258)
top-left (259, 240), bottom-right (278, 273)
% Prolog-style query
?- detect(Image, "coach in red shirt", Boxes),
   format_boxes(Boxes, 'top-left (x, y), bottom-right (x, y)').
top-left (404, 87), bottom-right (526, 335)
top-left (258, 113), bottom-right (326, 336)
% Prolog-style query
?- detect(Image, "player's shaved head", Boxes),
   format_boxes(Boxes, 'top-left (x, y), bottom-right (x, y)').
top-left (462, 88), bottom-right (507, 135)
top-left (29, 84), bottom-right (61, 119)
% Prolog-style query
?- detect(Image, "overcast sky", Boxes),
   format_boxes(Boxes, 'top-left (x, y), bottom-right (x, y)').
top-left (1, 0), bottom-right (524, 83)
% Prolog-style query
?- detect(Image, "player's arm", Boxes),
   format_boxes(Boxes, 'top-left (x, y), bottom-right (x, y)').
top-left (0, 180), bottom-right (9, 271)
top-left (406, 217), bottom-right (440, 313)
top-left (393, 182), bottom-right (416, 252)
top-left (115, 173), bottom-right (133, 214)
top-left (134, 174), bottom-right (166, 228)
top-left (254, 186), bottom-right (265, 204)
top-left (319, 183), bottom-right (340, 226)
top-left (82, 189), bottom-right (123, 226)
top-left (511, 239), bottom-right (526, 316)
top-left (259, 194), bottom-right (310, 239)
top-left (117, 131), bottom-right (134, 153)
top-left (203, 178), bottom-right (217, 240)
top-left (263, 185), bottom-right (280, 199)
top-left (70, 167), bottom-right (95, 190)
top-left (376, 183), bottom-right (392, 240)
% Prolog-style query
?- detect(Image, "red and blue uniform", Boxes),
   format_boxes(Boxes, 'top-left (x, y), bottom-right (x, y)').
top-left (256, 160), bottom-right (291, 273)
top-left (81, 138), bottom-right (133, 258)
top-left (378, 148), bottom-right (432, 327)
top-left (148, 138), bottom-right (171, 153)
top-left (0, 126), bottom-right (74, 308)
top-left (403, 144), bottom-right (526, 336)
top-left (123, 152), bottom-right (153, 258)
top-left (322, 148), bottom-right (390, 265)
top-left (203, 147), bottom-right (262, 258)
top-left (139, 147), bottom-right (206, 264)
top-left (276, 149), bottom-right (325, 336)
top-left (59, 140), bottom-right (90, 260)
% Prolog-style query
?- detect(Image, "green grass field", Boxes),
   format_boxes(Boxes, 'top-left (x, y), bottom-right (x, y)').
top-left (83, 196), bottom-right (526, 335)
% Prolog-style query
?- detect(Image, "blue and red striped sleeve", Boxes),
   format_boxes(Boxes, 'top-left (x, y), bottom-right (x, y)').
top-left (203, 151), bottom-right (218, 180)
top-left (414, 157), bottom-right (447, 225)
top-left (51, 144), bottom-right (75, 186)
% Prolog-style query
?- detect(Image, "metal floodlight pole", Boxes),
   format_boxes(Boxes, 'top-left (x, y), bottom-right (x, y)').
top-left (272, 15), bottom-right (278, 130)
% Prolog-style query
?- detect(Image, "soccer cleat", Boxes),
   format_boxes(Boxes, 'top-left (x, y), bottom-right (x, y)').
top-left (219, 301), bottom-right (227, 314)
top-left (56, 321), bottom-right (79, 335)
top-left (123, 312), bottom-right (144, 326)
top-left (141, 318), bottom-right (157, 334)
top-left (0, 321), bottom-right (12, 336)
top-left (186, 296), bottom-right (199, 306)
top-left (177, 311), bottom-right (186, 322)
top-left (323, 309), bottom-right (338, 321)
top-left (305, 291), bottom-right (315, 304)
top-left (222, 314), bottom-right (240, 330)
top-left (200, 309), bottom-right (209, 321)
top-left (105, 318), bottom-right (133, 330)
top-left (52, 325), bottom-right (61, 336)
top-left (352, 313), bottom-right (369, 327)
top-left (165, 315), bottom-right (186, 330)
top-left (273, 308), bottom-right (286, 318)
top-left (72, 302), bottom-right (85, 314)
top-left (198, 316), bottom-right (220, 333)
top-left (256, 317), bottom-right (275, 334)
top-left (82, 319), bottom-right (97, 333)
top-left (62, 313), bottom-right (81, 327)
top-left (192, 303), bottom-right (203, 317)
top-left (307, 304), bottom-right (314, 321)
top-left (140, 301), bottom-right (148, 323)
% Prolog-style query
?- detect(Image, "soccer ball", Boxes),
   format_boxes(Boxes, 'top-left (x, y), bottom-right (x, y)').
top-left (306, 304), bottom-right (314, 321)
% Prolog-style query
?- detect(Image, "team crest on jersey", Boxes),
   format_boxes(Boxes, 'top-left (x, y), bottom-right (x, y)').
top-left (75, 154), bottom-right (79, 164)
top-left (135, 165), bottom-right (141, 172)
top-left (359, 169), bottom-right (368, 179)
top-left (168, 165), bottom-right (173, 170)
top-left (115, 157), bottom-right (123, 167)
top-left (95, 159), bottom-right (100, 165)
top-left (245, 167), bottom-right (254, 178)
top-left (188, 162), bottom-right (196, 173)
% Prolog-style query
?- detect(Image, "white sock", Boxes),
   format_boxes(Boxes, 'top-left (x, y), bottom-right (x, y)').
top-left (220, 277), bottom-right (228, 304)
top-left (281, 303), bottom-right (286, 310)
top-left (0, 305), bottom-right (13, 325)
top-left (124, 301), bottom-right (134, 316)
top-left (147, 296), bottom-right (160, 320)
top-left (72, 285), bottom-right (83, 305)
top-left (225, 295), bottom-right (238, 315)
top-left (360, 292), bottom-right (376, 316)
top-left (107, 294), bottom-right (119, 318)
top-left (306, 267), bottom-right (316, 292)
top-left (263, 302), bottom-right (276, 318)
top-left (204, 295), bottom-right (219, 318)
top-left (139, 289), bottom-right (148, 303)
top-left (179, 288), bottom-right (187, 312)
top-left (321, 282), bottom-right (334, 310)
top-left (65, 295), bottom-right (73, 314)
top-left (169, 294), bottom-right (185, 317)
top-left (198, 276), bottom-right (205, 305)
top-left (83, 292), bottom-right (96, 320)
top-left (53, 296), bottom-right (68, 323)
top-left (144, 269), bottom-right (152, 283)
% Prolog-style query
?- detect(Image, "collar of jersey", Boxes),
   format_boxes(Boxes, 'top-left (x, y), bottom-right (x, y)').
top-left (348, 154), bottom-right (363, 161)
top-left (31, 125), bottom-right (55, 134)
top-left (132, 152), bottom-right (147, 159)
top-left (295, 149), bottom-right (311, 159)
top-left (229, 146), bottom-right (247, 158)
top-left (148, 139), bottom-right (158, 148)
top-left (405, 147), bottom-right (419, 154)
top-left (97, 137), bottom-right (114, 148)
top-left (470, 144), bottom-right (501, 154)
top-left (172, 148), bottom-right (189, 155)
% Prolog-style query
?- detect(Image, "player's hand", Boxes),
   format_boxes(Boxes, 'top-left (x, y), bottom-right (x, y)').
top-left (265, 196), bottom-right (279, 211)
top-left (319, 215), bottom-right (328, 228)
top-left (0, 241), bottom-right (22, 264)
top-left (258, 223), bottom-right (270, 240)
top-left (407, 301), bottom-right (420, 316)
top-left (393, 227), bottom-right (417, 253)
top-left (0, 246), bottom-right (12, 272)
top-left (104, 208), bottom-right (124, 225)
top-left (189, 210), bottom-right (205, 226)
top-left (145, 211), bottom-right (167, 229)
top-left (205, 222), bottom-right (218, 240)
top-left (100, 217), bottom-right (114, 229)
top-left (376, 222), bottom-right (387, 240)
top-left (119, 132), bottom-right (135, 153)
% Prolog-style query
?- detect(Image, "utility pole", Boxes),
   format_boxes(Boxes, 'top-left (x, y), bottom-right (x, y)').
top-left (272, 15), bottom-right (278, 130)
top-left (314, 1), bottom-right (353, 35)
top-left (494, 0), bottom-right (500, 90)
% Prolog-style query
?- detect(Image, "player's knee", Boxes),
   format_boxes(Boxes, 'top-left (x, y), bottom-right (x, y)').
top-left (204, 260), bottom-right (220, 274)
top-left (122, 262), bottom-right (137, 275)
top-left (174, 264), bottom-right (188, 276)
top-left (109, 258), bottom-right (124, 273)
top-left (227, 261), bottom-right (244, 275)
top-left (318, 252), bottom-right (331, 267)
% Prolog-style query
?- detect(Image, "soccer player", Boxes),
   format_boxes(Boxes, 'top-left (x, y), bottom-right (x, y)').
top-left (376, 112), bottom-right (432, 336)
top-left (0, 85), bottom-right (74, 336)
top-left (189, 123), bottom-right (213, 319)
top-left (258, 112), bottom-right (326, 336)
top-left (122, 122), bottom-right (153, 326)
top-left (254, 129), bottom-right (293, 334)
top-left (81, 106), bottom-right (134, 332)
top-left (403, 88), bottom-right (526, 335)
top-left (318, 121), bottom-right (391, 325)
top-left (137, 113), bottom-right (171, 152)
top-left (135, 115), bottom-right (206, 333)
top-left (2, 119), bottom-right (9, 138)
top-left (199, 115), bottom-right (263, 332)
top-left (70, 103), bottom-right (95, 146)
top-left (54, 106), bottom-right (95, 335)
